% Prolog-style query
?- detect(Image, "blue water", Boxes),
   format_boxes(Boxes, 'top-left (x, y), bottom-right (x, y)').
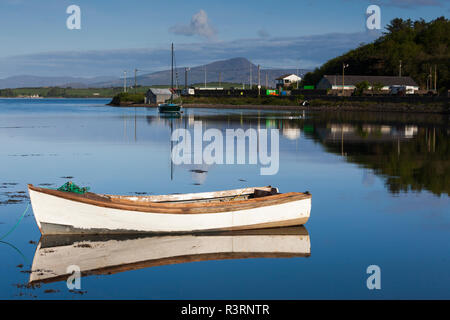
top-left (0, 98), bottom-right (448, 299)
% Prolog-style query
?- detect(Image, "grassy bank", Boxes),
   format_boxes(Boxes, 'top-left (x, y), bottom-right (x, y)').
top-left (182, 97), bottom-right (448, 113)
top-left (109, 92), bottom-right (146, 105)
top-left (180, 96), bottom-right (305, 106)
top-left (109, 94), bottom-right (308, 107)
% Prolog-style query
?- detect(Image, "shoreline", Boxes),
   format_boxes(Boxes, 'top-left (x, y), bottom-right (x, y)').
top-left (109, 102), bottom-right (449, 114)
top-left (1, 97), bottom-right (446, 114)
top-left (0, 97), bottom-right (111, 99)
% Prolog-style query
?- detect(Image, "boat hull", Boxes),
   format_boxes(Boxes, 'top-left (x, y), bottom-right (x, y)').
top-left (158, 103), bottom-right (181, 113)
top-left (28, 185), bottom-right (311, 235)
top-left (28, 186), bottom-right (311, 235)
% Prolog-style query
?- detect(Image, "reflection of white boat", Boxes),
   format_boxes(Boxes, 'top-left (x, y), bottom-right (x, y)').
top-left (28, 185), bottom-right (311, 235)
top-left (29, 226), bottom-right (311, 285)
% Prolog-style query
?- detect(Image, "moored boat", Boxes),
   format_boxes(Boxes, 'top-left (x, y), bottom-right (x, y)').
top-left (158, 102), bottom-right (181, 113)
top-left (159, 43), bottom-right (182, 113)
top-left (27, 184), bottom-right (311, 235)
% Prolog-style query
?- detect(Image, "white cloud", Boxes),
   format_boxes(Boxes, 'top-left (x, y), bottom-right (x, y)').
top-left (169, 10), bottom-right (217, 40)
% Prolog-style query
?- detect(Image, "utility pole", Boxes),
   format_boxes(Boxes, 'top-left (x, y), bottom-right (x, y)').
top-left (249, 62), bottom-right (252, 89)
top-left (134, 68), bottom-right (138, 94)
top-left (434, 65), bottom-right (437, 92)
top-left (429, 66), bottom-right (432, 92)
top-left (342, 63), bottom-right (348, 96)
top-left (265, 72), bottom-right (268, 89)
top-left (296, 67), bottom-right (299, 89)
top-left (185, 68), bottom-right (190, 90)
top-left (257, 65), bottom-right (261, 96)
top-left (123, 71), bottom-right (127, 93)
top-left (204, 66), bottom-right (207, 89)
top-left (399, 60), bottom-right (402, 77)
top-left (219, 71), bottom-right (221, 88)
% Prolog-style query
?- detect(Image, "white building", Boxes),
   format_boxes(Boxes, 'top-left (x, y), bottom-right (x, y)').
top-left (316, 75), bottom-right (419, 93)
top-left (275, 74), bottom-right (302, 88)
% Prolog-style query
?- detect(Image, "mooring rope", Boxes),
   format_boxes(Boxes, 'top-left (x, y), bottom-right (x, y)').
top-left (0, 240), bottom-right (29, 264)
top-left (0, 203), bottom-right (30, 241)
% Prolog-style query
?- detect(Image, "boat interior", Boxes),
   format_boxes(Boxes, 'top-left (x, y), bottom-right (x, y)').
top-left (105, 186), bottom-right (280, 204)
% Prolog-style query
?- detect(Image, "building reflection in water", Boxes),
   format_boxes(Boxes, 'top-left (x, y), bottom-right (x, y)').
top-left (142, 110), bottom-right (447, 196)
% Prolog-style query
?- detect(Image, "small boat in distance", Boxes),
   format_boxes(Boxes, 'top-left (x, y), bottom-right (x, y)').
top-left (27, 184), bottom-right (311, 235)
top-left (158, 43), bottom-right (182, 113)
top-left (158, 102), bottom-right (182, 113)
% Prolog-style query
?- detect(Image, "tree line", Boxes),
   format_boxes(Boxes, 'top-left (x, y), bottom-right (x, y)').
top-left (301, 17), bottom-right (449, 94)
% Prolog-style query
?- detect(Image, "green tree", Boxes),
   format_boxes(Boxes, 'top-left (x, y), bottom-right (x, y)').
top-left (46, 87), bottom-right (66, 97)
top-left (301, 17), bottom-right (450, 92)
top-left (0, 89), bottom-right (15, 97)
top-left (371, 82), bottom-right (384, 95)
top-left (354, 81), bottom-right (370, 96)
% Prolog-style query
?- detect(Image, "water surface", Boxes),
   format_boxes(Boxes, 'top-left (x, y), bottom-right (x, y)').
top-left (0, 98), bottom-right (448, 299)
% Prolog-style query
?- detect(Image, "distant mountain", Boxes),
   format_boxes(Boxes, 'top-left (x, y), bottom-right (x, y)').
top-left (0, 75), bottom-right (117, 89)
top-left (0, 58), bottom-right (309, 89)
top-left (95, 58), bottom-right (309, 88)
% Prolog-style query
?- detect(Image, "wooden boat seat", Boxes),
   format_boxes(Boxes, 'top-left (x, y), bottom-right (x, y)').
top-left (252, 188), bottom-right (279, 198)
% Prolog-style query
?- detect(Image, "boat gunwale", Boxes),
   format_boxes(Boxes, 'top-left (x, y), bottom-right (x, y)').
top-left (28, 184), bottom-right (311, 214)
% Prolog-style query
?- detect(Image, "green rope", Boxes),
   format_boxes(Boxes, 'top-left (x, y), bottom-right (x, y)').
top-left (0, 240), bottom-right (29, 264)
top-left (0, 203), bottom-right (29, 241)
top-left (57, 181), bottom-right (90, 194)
top-left (0, 203), bottom-right (31, 265)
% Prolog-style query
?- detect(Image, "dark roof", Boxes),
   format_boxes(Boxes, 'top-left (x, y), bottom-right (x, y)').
top-left (323, 75), bottom-right (418, 87)
top-left (147, 88), bottom-right (172, 95)
top-left (275, 74), bottom-right (299, 80)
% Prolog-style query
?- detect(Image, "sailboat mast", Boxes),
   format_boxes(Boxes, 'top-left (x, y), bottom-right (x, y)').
top-left (171, 43), bottom-right (174, 102)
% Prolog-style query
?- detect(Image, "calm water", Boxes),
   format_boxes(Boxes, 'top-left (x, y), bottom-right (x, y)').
top-left (0, 98), bottom-right (448, 299)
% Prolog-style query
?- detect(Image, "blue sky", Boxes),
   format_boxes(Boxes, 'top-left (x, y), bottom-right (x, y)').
top-left (0, 0), bottom-right (447, 77)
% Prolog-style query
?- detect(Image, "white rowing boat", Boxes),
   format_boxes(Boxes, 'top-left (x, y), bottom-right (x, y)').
top-left (28, 184), bottom-right (311, 235)
top-left (29, 226), bottom-right (311, 284)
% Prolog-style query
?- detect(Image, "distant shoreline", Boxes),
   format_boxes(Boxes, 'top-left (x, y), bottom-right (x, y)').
top-left (0, 97), bottom-right (110, 99)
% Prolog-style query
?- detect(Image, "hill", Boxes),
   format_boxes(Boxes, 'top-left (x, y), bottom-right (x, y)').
top-left (95, 57), bottom-right (308, 88)
top-left (0, 58), bottom-right (309, 89)
top-left (302, 17), bottom-right (449, 93)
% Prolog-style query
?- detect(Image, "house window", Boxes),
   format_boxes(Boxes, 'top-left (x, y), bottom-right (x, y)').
top-left (284, 79), bottom-right (290, 84)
